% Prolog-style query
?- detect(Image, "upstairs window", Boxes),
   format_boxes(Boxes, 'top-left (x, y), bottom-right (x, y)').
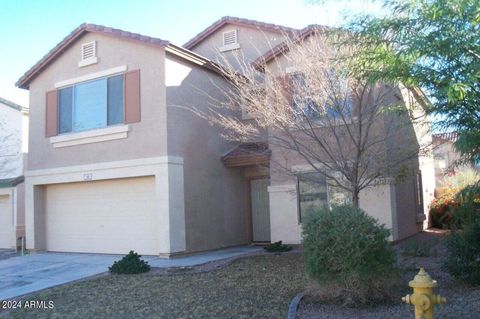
top-left (290, 73), bottom-right (318, 119)
top-left (58, 74), bottom-right (124, 134)
top-left (289, 72), bottom-right (353, 120)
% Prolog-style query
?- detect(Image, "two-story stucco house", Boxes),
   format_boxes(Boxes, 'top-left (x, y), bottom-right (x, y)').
top-left (17, 17), bottom-right (434, 256)
top-left (0, 97), bottom-right (28, 249)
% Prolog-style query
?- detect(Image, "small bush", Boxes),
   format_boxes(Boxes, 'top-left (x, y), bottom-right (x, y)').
top-left (302, 205), bottom-right (398, 306)
top-left (109, 250), bottom-right (151, 274)
top-left (264, 241), bottom-right (292, 253)
top-left (444, 222), bottom-right (480, 284)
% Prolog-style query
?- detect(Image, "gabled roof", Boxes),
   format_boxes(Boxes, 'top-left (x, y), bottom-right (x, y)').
top-left (184, 16), bottom-right (299, 50)
top-left (17, 23), bottom-right (224, 89)
top-left (251, 24), bottom-right (328, 70)
top-left (0, 96), bottom-right (24, 112)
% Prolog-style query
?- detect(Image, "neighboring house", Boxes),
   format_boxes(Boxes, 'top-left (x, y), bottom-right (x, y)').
top-left (432, 132), bottom-right (479, 189)
top-left (17, 17), bottom-right (434, 256)
top-left (0, 97), bottom-right (28, 249)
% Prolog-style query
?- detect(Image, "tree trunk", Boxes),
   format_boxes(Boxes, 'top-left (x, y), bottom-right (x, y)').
top-left (352, 190), bottom-right (360, 208)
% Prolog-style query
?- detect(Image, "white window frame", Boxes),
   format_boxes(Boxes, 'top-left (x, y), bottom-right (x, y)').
top-left (57, 72), bottom-right (125, 135)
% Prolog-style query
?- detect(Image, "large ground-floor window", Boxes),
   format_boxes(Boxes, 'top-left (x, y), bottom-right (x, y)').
top-left (297, 172), bottom-right (351, 221)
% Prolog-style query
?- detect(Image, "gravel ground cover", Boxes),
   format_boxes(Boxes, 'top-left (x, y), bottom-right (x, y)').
top-left (297, 230), bottom-right (480, 319)
top-left (0, 252), bottom-right (306, 319)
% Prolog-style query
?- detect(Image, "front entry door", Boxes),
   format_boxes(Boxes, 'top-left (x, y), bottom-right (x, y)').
top-left (251, 178), bottom-right (271, 242)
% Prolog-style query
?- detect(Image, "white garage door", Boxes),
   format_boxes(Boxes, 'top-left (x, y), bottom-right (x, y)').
top-left (0, 195), bottom-right (13, 249)
top-left (45, 176), bottom-right (157, 255)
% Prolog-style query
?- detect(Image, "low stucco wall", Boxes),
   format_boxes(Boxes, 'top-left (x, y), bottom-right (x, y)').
top-left (267, 182), bottom-right (398, 244)
top-left (359, 183), bottom-right (395, 238)
top-left (268, 184), bottom-right (301, 244)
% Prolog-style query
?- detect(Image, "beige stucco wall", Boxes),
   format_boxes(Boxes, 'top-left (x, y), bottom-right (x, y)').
top-left (27, 32), bottom-right (167, 170)
top-left (397, 87), bottom-right (435, 230)
top-left (393, 175), bottom-right (423, 240)
top-left (191, 24), bottom-right (288, 71)
top-left (165, 55), bottom-right (249, 252)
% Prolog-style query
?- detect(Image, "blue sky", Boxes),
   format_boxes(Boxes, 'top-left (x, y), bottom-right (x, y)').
top-left (0, 0), bottom-right (382, 106)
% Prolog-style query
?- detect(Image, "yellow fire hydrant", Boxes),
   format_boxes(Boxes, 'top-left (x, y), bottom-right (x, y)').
top-left (402, 267), bottom-right (446, 319)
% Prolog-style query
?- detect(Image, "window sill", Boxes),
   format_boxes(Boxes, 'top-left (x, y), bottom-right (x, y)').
top-left (50, 125), bottom-right (129, 148)
top-left (219, 43), bottom-right (240, 52)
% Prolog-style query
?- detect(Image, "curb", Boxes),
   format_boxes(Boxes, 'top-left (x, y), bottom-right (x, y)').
top-left (287, 293), bottom-right (304, 319)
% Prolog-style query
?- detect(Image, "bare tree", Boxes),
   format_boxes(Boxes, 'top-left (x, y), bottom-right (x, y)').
top-left (203, 30), bottom-right (431, 207)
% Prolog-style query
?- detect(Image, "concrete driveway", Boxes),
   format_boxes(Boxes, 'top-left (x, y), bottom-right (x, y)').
top-left (0, 246), bottom-right (261, 301)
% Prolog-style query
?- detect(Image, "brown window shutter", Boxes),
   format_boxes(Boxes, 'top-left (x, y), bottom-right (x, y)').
top-left (45, 90), bottom-right (58, 137)
top-left (124, 69), bottom-right (141, 123)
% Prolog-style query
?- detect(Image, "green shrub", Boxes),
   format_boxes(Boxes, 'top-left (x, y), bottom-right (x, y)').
top-left (302, 205), bottom-right (398, 306)
top-left (264, 241), bottom-right (292, 253)
top-left (444, 182), bottom-right (480, 284)
top-left (454, 182), bottom-right (480, 226)
top-left (109, 251), bottom-right (151, 274)
top-left (444, 222), bottom-right (480, 284)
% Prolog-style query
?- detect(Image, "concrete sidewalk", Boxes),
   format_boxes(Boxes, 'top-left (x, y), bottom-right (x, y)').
top-left (0, 246), bottom-right (261, 301)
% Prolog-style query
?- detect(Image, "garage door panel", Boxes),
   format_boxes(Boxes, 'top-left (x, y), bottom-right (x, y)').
top-left (45, 176), bottom-right (157, 255)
